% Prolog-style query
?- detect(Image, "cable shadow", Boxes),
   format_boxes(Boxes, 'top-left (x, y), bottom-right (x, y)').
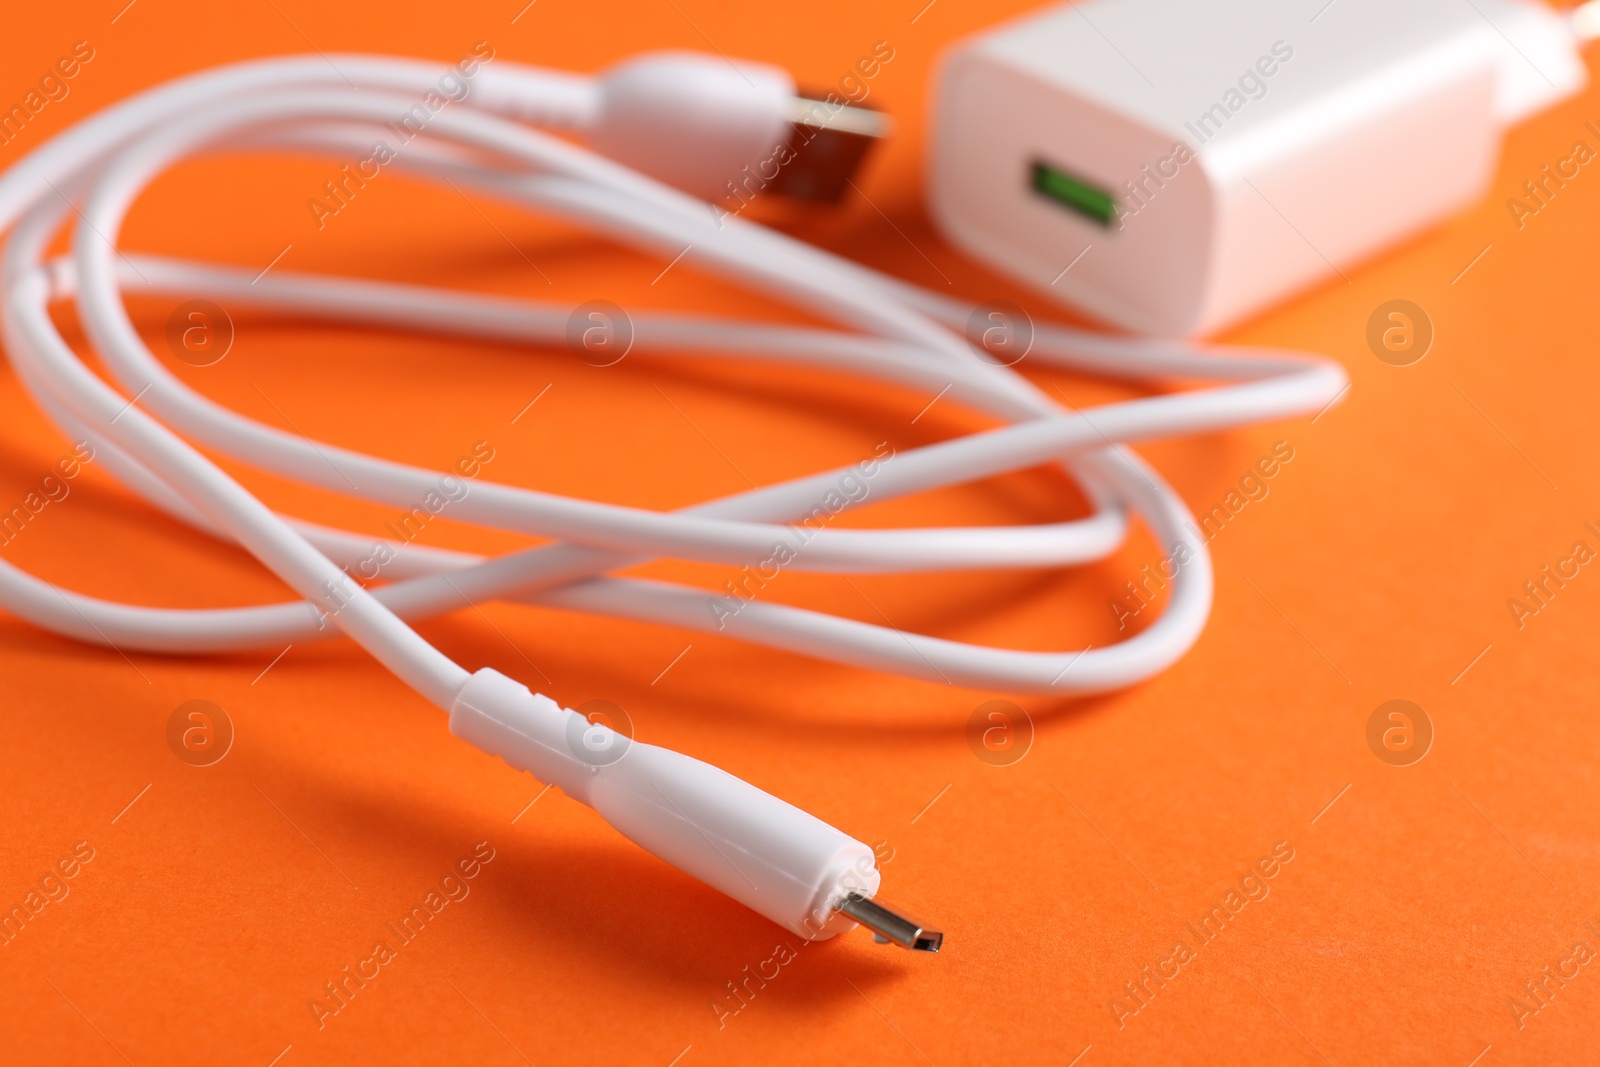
top-left (231, 733), bottom-right (915, 1002)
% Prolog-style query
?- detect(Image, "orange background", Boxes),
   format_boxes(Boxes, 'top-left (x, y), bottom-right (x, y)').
top-left (3, 1), bottom-right (1599, 1064)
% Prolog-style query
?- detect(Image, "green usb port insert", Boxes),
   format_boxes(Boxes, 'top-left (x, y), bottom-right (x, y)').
top-left (1029, 160), bottom-right (1117, 227)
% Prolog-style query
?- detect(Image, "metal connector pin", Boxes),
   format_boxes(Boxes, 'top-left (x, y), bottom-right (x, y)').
top-left (764, 95), bottom-right (891, 204)
top-left (786, 95), bottom-right (891, 139)
top-left (839, 892), bottom-right (943, 952)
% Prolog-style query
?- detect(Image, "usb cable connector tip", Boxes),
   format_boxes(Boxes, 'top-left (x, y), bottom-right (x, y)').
top-left (767, 94), bottom-right (890, 204)
top-left (840, 892), bottom-right (943, 952)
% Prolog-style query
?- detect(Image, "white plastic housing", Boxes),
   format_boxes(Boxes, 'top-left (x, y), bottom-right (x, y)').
top-left (589, 51), bottom-right (794, 202)
top-left (450, 668), bottom-right (878, 939)
top-left (928, 0), bottom-right (1585, 336)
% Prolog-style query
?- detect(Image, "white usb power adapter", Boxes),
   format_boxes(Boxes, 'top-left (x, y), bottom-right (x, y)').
top-left (929, 0), bottom-right (1595, 336)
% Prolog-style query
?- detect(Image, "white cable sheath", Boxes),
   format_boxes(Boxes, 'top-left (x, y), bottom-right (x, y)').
top-left (450, 666), bottom-right (879, 941)
top-left (0, 50), bottom-right (1346, 940)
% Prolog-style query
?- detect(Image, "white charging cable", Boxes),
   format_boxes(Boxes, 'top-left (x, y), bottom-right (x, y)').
top-left (0, 50), bottom-right (1346, 948)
